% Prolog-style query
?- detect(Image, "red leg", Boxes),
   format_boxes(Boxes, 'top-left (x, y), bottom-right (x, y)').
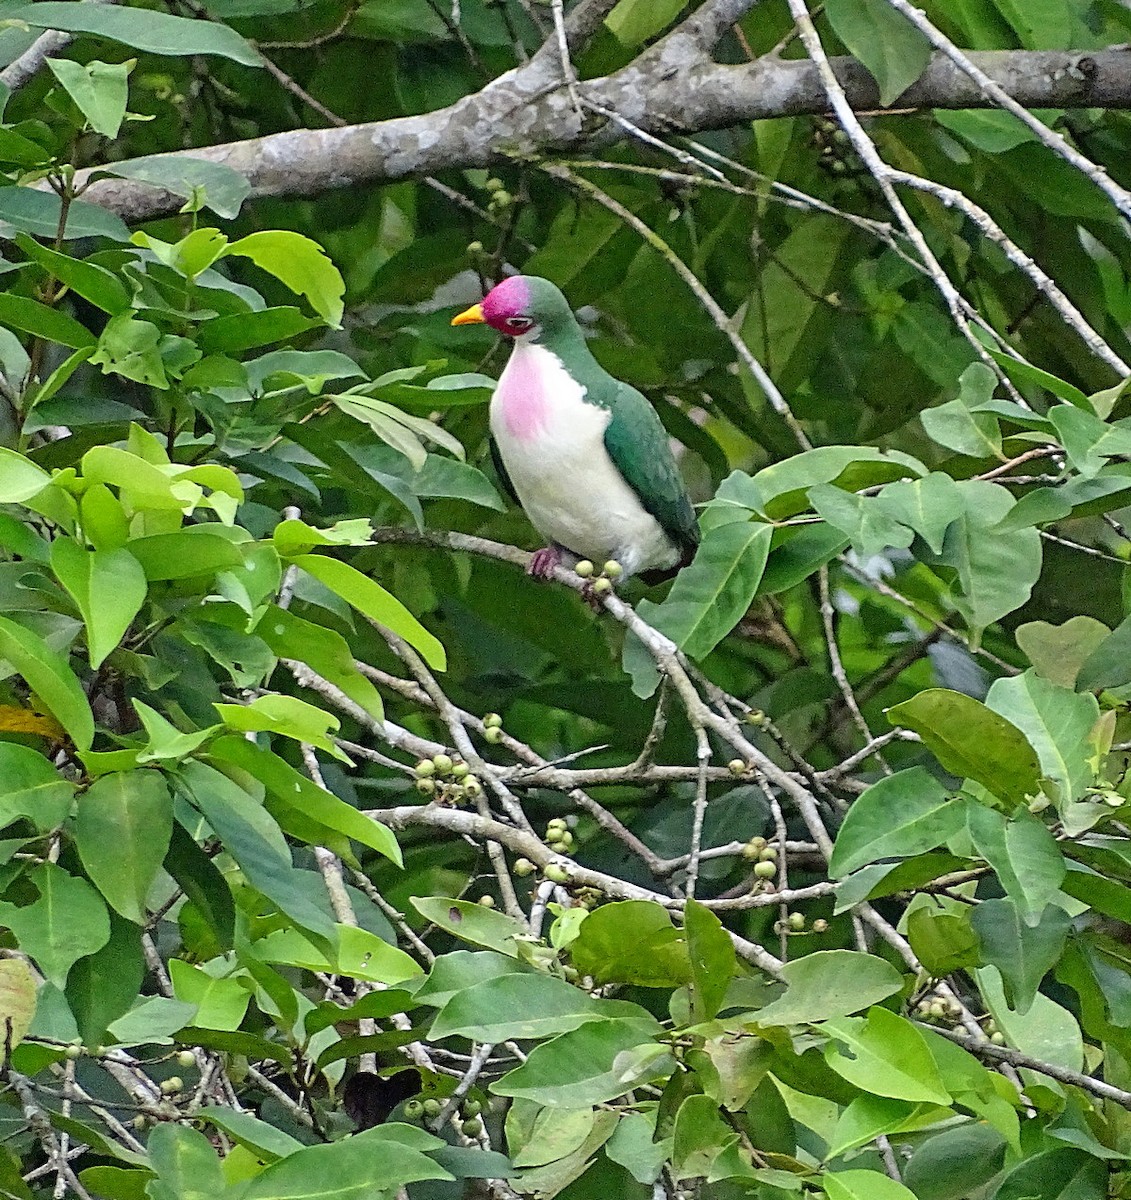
top-left (527, 545), bottom-right (563, 579)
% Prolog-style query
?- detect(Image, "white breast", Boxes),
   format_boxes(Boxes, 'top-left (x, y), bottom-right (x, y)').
top-left (490, 342), bottom-right (677, 576)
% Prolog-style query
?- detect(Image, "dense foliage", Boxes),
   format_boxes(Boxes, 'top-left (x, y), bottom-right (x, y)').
top-left (0, 1), bottom-right (1129, 1199)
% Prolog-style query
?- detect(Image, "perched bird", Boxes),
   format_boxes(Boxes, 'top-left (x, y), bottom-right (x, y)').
top-left (451, 275), bottom-right (699, 582)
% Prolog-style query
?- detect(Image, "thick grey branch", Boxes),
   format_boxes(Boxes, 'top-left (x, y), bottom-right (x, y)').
top-left (75, 49), bottom-right (1131, 222)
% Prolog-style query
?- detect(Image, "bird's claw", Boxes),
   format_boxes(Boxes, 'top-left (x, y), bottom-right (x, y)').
top-left (527, 546), bottom-right (563, 579)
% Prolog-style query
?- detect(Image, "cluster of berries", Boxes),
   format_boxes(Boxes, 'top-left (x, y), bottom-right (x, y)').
top-left (414, 753), bottom-right (483, 805)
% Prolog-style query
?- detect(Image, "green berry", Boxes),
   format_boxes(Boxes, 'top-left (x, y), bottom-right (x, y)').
top-left (929, 1000), bottom-right (947, 1019)
top-left (484, 726), bottom-right (503, 744)
top-left (574, 560), bottom-right (595, 578)
top-left (415, 777), bottom-right (436, 795)
top-left (161, 1077), bottom-right (183, 1095)
top-left (727, 759), bottom-right (746, 776)
top-left (990, 1031), bottom-right (1006, 1046)
top-left (463, 1099), bottom-right (482, 1118)
top-left (492, 189), bottom-right (512, 207)
top-left (462, 1117), bottom-right (483, 1137)
top-left (478, 895), bottom-right (495, 908)
top-left (132, 1115), bottom-right (146, 1130)
top-left (423, 1098), bottom-right (442, 1117)
top-left (176, 1049), bottom-right (196, 1069)
top-left (753, 860), bottom-right (777, 879)
top-left (451, 761), bottom-right (470, 778)
top-left (64, 1044), bottom-right (81, 1061)
top-left (745, 710), bottom-right (766, 727)
top-left (404, 1099), bottom-right (424, 1120)
top-left (811, 918), bottom-right (828, 933)
top-left (432, 753), bottom-right (454, 775)
top-left (602, 560), bottom-right (623, 580)
top-left (547, 818), bottom-right (568, 832)
top-left (484, 712), bottom-right (503, 729)
top-left (466, 240), bottom-right (484, 255)
top-left (591, 577), bottom-right (613, 597)
top-left (544, 863), bottom-right (570, 884)
top-left (758, 846), bottom-right (778, 862)
top-left (464, 776), bottom-right (483, 798)
top-left (787, 912), bottom-right (806, 931)
top-left (514, 858), bottom-right (536, 876)
top-left (741, 841), bottom-right (762, 861)
top-left (484, 178), bottom-right (503, 192)
top-left (414, 759), bottom-right (436, 778)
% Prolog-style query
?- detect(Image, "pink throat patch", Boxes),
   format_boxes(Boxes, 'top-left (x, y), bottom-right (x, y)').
top-left (497, 346), bottom-right (550, 441)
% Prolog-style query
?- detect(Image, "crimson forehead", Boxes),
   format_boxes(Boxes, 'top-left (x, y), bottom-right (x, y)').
top-left (482, 276), bottom-right (532, 322)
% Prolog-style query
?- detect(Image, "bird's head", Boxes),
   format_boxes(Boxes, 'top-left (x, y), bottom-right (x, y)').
top-left (451, 275), bottom-right (572, 340)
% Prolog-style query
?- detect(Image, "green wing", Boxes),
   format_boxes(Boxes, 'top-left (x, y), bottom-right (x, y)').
top-left (602, 382), bottom-right (700, 556)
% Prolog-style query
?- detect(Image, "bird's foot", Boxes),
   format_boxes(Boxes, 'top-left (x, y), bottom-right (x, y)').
top-left (527, 546), bottom-right (563, 579)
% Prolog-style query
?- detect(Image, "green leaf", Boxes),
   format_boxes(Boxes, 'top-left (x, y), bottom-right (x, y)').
top-left (1, 3), bottom-right (261, 64)
top-left (823, 1008), bottom-right (951, 1104)
top-left (992, 1147), bottom-right (1107, 1200)
top-left (50, 539), bottom-right (147, 669)
top-left (809, 483), bottom-right (914, 560)
top-left (0, 744), bottom-right (72, 832)
top-left (168, 960), bottom-right (250, 1032)
top-left (224, 231), bottom-right (343, 326)
top-left (0, 614), bottom-right (94, 750)
top-left (824, 1170), bottom-right (918, 1200)
top-left (934, 109), bottom-right (1035, 152)
top-left (685, 898), bottom-right (735, 1023)
top-left (66, 911), bottom-right (145, 1047)
top-left (985, 671), bottom-right (1099, 804)
top-left (126, 531), bottom-right (243, 581)
top-left (977, 967), bottom-right (1083, 1072)
top-left (886, 689), bottom-right (1041, 809)
top-left (826, 1095), bottom-right (949, 1160)
top-left (0, 292), bottom-right (95, 348)
top-left (971, 898), bottom-right (1070, 1015)
top-left (647, 521), bottom-right (772, 659)
top-left (15, 235), bottom-right (130, 315)
top-left (570, 901), bottom-right (690, 987)
top-left (164, 822), bottom-right (234, 954)
top-left (102, 155), bottom-right (250, 220)
top-left (1077, 613), bottom-right (1131, 691)
top-left (74, 771), bottom-right (173, 924)
top-left (492, 1017), bottom-right (671, 1107)
top-left (902, 1122), bottom-right (1008, 1200)
top-left (46, 58), bottom-right (130, 138)
top-left (824, 0), bottom-right (931, 105)
top-left (604, 0), bottom-right (686, 47)
top-left (253, 923), bottom-right (420, 987)
top-left (920, 364), bottom-right (1003, 458)
top-left (754, 950), bottom-right (903, 1026)
top-left (146, 1124), bottom-right (225, 1200)
top-left (0, 447), bottom-right (49, 503)
top-left (0, 959), bottom-right (37, 1053)
top-left (907, 907), bottom-right (980, 977)
top-left (1016, 617), bottom-right (1111, 688)
top-left (409, 897), bottom-right (525, 957)
top-left (830, 767), bottom-right (964, 877)
top-left (213, 695), bottom-right (345, 761)
top-left (430, 973), bottom-right (607, 1042)
top-left (196, 1107), bottom-right (302, 1163)
top-left (294, 553), bottom-right (445, 670)
top-left (0, 187), bottom-right (131, 241)
top-left (966, 805), bottom-right (1065, 924)
top-left (0, 862), bottom-right (110, 987)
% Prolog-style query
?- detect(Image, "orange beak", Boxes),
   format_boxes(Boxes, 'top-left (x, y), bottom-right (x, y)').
top-left (451, 303), bottom-right (485, 326)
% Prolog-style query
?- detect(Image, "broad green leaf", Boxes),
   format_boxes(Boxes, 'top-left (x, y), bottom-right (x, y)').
top-left (809, 483), bottom-right (914, 560)
top-left (15, 235), bottom-right (130, 315)
top-left (825, 0), bottom-right (930, 104)
top-left (934, 109), bottom-right (1035, 152)
top-left (991, 1147), bottom-right (1107, 1200)
top-left (65, 913), bottom-right (146, 1047)
top-left (198, 307), bottom-right (321, 353)
top-left (164, 822), bottom-right (235, 954)
top-left (907, 907), bottom-right (980, 977)
top-left (126, 531), bottom-right (243, 581)
top-left (90, 314), bottom-right (171, 388)
top-left (294, 553), bottom-right (445, 670)
top-left (605, 0), bottom-right (686, 47)
top-left (830, 767), bottom-right (964, 877)
top-left (74, 771), bottom-right (173, 924)
top-left (570, 901), bottom-right (690, 987)
top-left (0, 862), bottom-right (110, 987)
top-left (47, 58), bottom-right (130, 138)
top-left (409, 897), bottom-right (524, 957)
top-left (0, 614), bottom-right (94, 750)
top-left (985, 671), bottom-right (1098, 804)
top-left (109, 991), bottom-right (196, 1046)
top-left (3, 3), bottom-right (261, 64)
top-left (971, 898), bottom-right (1070, 1015)
top-left (168, 960), bottom-right (250, 1032)
top-left (685, 898), bottom-right (735, 1022)
top-left (0, 292), bottom-right (95, 348)
top-left (902, 1122), bottom-right (1008, 1200)
top-left (240, 1127), bottom-right (451, 1200)
top-left (0, 743), bottom-right (73, 831)
top-left (824, 1169), bottom-right (918, 1200)
top-left (146, 1124), bottom-right (225, 1200)
top-left (511, 1107), bottom-right (597, 1169)
top-left (50, 539), bottom-right (147, 669)
top-left (977, 967), bottom-right (1083, 1073)
top-left (875, 473), bottom-right (965, 554)
top-left (491, 1017), bottom-right (671, 1107)
top-left (0, 187), bottom-right (130, 241)
top-left (1048, 404), bottom-right (1131, 477)
top-left (430, 973), bottom-right (606, 1042)
top-left (920, 363), bottom-right (1003, 458)
top-left (0, 448), bottom-right (50, 503)
top-left (671, 1093), bottom-right (741, 1182)
top-left (1017, 616), bottom-right (1111, 688)
top-left (253, 925), bottom-right (420, 986)
top-left (413, 950), bottom-right (526, 1008)
top-left (966, 804), bottom-right (1065, 924)
top-left (823, 1008), bottom-right (951, 1104)
top-left (987, 351), bottom-right (1090, 409)
top-left (826, 1095), bottom-right (949, 1160)
top-left (224, 231), bottom-right (344, 326)
top-left (103, 156), bottom-right (250, 220)
top-left (213, 695), bottom-right (345, 761)
top-left (1077, 613), bottom-right (1131, 691)
top-left (0, 959), bottom-right (36, 1052)
top-left (755, 950), bottom-right (903, 1026)
top-left (196, 1108), bottom-right (302, 1164)
top-left (886, 690), bottom-right (1041, 808)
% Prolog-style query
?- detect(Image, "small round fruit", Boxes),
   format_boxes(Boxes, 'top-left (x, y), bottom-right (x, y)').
top-left (132, 1115), bottom-right (147, 1131)
top-left (492, 189), bottom-right (513, 207)
top-left (727, 759), bottom-right (746, 776)
top-left (753, 860), bottom-right (777, 879)
top-left (484, 726), bottom-right (503, 744)
top-left (423, 1098), bottom-right (443, 1117)
top-left (415, 777), bottom-right (436, 795)
top-left (464, 777), bottom-right (483, 798)
top-left (462, 1117), bottom-right (483, 1137)
top-left (176, 1049), bottom-right (196, 1069)
top-left (929, 1001), bottom-right (947, 1020)
top-left (758, 846), bottom-right (778, 862)
top-left (590, 577), bottom-right (613, 597)
top-left (811, 918), bottom-right (828, 933)
top-left (741, 841), bottom-right (762, 861)
top-left (452, 761), bottom-right (470, 779)
top-left (414, 759), bottom-right (436, 778)
top-left (478, 895), bottom-right (495, 908)
top-left (484, 178), bottom-right (503, 192)
top-left (484, 712), bottom-right (503, 729)
top-left (602, 560), bottom-right (623, 580)
top-left (64, 1044), bottom-right (82, 1061)
top-left (544, 863), bottom-right (570, 883)
top-left (557, 831), bottom-right (574, 850)
top-left (432, 753), bottom-right (454, 775)
top-left (745, 710), bottom-right (766, 727)
top-left (514, 858), bottom-right (536, 877)
top-left (547, 818), bottom-right (568, 833)
top-left (463, 1099), bottom-right (482, 1118)
top-left (915, 999), bottom-right (932, 1017)
top-left (574, 560), bottom-right (595, 579)
top-left (990, 1031), bottom-right (1006, 1046)
top-left (466, 240), bottom-right (484, 255)
top-left (161, 1077), bottom-right (183, 1095)
top-left (404, 1099), bottom-right (424, 1120)
top-left (787, 912), bottom-right (806, 931)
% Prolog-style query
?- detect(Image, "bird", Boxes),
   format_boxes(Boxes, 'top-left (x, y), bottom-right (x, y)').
top-left (451, 275), bottom-right (699, 584)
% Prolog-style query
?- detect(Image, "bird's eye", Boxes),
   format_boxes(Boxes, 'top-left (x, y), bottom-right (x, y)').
top-left (504, 316), bottom-right (534, 333)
